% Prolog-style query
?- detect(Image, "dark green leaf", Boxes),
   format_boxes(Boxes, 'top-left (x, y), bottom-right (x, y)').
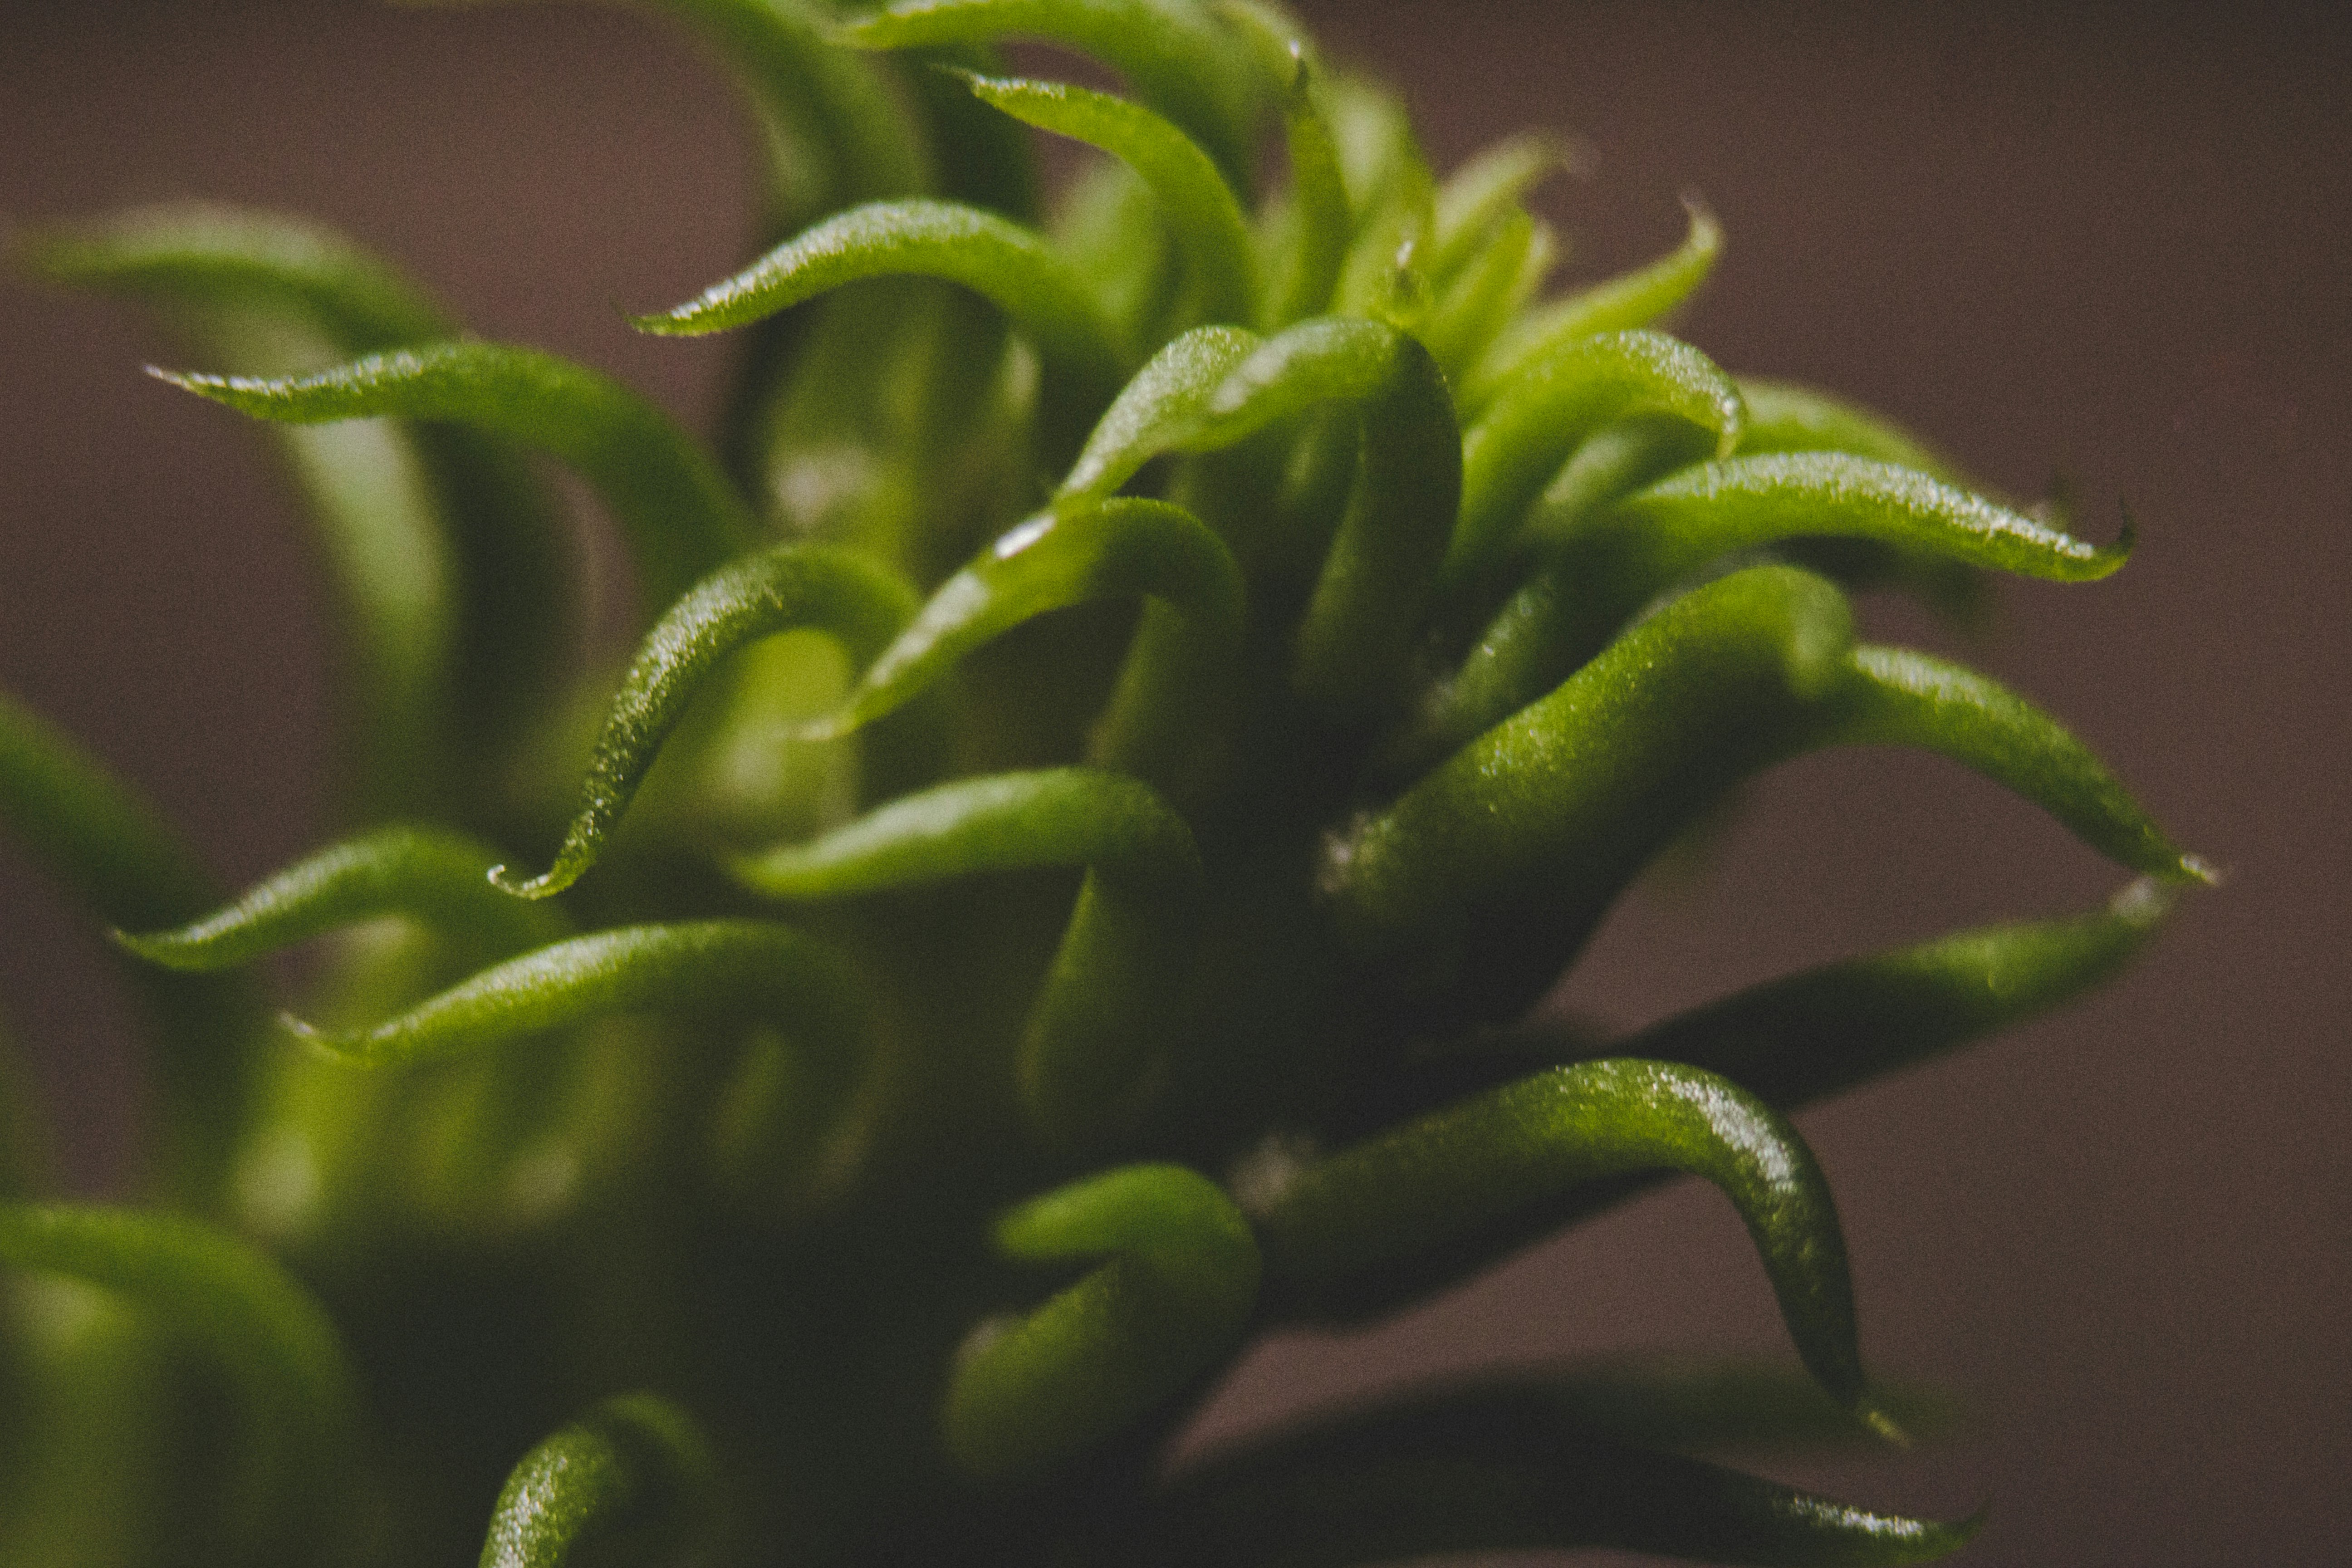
top-left (28, 204), bottom-right (573, 817)
top-left (944, 1163), bottom-right (1259, 1480)
top-left (962, 73), bottom-right (1259, 329)
top-left (157, 342), bottom-right (757, 621)
top-left (477, 1392), bottom-right (718, 1568)
top-left (494, 543), bottom-right (920, 898)
top-left (810, 498), bottom-right (1243, 794)
top-left (0, 692), bottom-right (263, 1197)
top-left (1152, 1380), bottom-right (1974, 1568)
top-left (1323, 565), bottom-right (1856, 1025)
top-left (117, 825), bottom-right (568, 974)
top-left (735, 768), bottom-right (1203, 1146)
top-left (1249, 1058), bottom-right (1893, 1431)
top-left (0, 1204), bottom-right (362, 1563)
top-left (1806, 647), bottom-right (2207, 882)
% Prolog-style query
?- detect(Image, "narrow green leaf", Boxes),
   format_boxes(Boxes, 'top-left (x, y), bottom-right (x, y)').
top-left (1629, 878), bottom-right (2180, 1107)
top-left (494, 544), bottom-right (920, 899)
top-left (478, 1392), bottom-right (718, 1568)
top-left (284, 919), bottom-right (867, 1072)
top-left (1215, 5), bottom-right (1350, 325)
top-left (1250, 1058), bottom-right (1891, 1430)
top-left (735, 768), bottom-right (1203, 1146)
top-left (634, 197), bottom-right (1131, 431)
top-left (0, 1204), bottom-right (362, 1563)
top-left (0, 692), bottom-right (262, 1198)
top-left (1052, 156), bottom-right (1182, 350)
top-left (1737, 377), bottom-right (1964, 480)
top-left (1428, 131), bottom-right (1574, 281)
top-left (962, 73), bottom-right (1259, 329)
top-left (642, 0), bottom-right (927, 218)
top-left (1358, 885), bottom-right (2175, 1138)
top-left (1602, 451), bottom-right (2127, 587)
top-left (28, 204), bottom-right (573, 817)
top-left (1808, 647), bottom-right (2208, 882)
top-left (116, 825), bottom-right (568, 974)
top-left (810, 498), bottom-right (1243, 793)
top-left (841, 0), bottom-right (1264, 194)
top-left (21, 201), bottom-right (450, 348)
top-left (1419, 206), bottom-right (1539, 379)
top-left (1463, 195), bottom-right (1723, 410)
top-left (1173, 317), bottom-right (1461, 721)
top-left (1324, 566), bottom-right (1856, 1026)
top-left (1059, 324), bottom-right (1262, 501)
top-left (1153, 1384), bottom-right (1974, 1568)
top-left (1442, 328), bottom-right (1746, 608)
top-left (1416, 453), bottom-right (2135, 773)
top-left (944, 1163), bottom-right (1259, 1480)
top-left (157, 342), bottom-right (757, 619)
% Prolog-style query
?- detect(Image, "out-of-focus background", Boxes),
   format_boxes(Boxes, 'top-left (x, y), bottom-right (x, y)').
top-left (2, 2), bottom-right (2344, 1562)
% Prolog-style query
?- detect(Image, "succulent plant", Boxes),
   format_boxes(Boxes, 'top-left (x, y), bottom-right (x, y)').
top-left (0, 2), bottom-right (2209, 1564)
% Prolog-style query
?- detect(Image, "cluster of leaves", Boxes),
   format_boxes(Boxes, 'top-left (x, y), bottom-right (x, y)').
top-left (0, 2), bottom-right (2206, 1564)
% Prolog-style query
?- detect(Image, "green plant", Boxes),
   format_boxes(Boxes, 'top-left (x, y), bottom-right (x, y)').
top-left (0, 1), bottom-right (2208, 1563)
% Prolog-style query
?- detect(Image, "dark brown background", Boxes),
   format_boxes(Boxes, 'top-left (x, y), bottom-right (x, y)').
top-left (2, 2), bottom-right (2344, 1562)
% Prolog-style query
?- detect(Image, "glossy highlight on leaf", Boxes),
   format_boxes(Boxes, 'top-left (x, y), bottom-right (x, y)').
top-left (477, 1392), bottom-right (717, 1568)
top-left (1250, 1057), bottom-right (1890, 1430)
top-left (735, 768), bottom-right (1202, 1143)
top-left (1326, 565), bottom-right (1856, 1022)
top-left (494, 544), bottom-right (920, 898)
top-left (810, 497), bottom-right (1243, 786)
top-left (157, 341), bottom-right (757, 617)
top-left (961, 73), bottom-right (1259, 328)
top-left (1058, 324), bottom-right (1261, 501)
top-left (0, 1204), bottom-right (362, 1562)
top-left (1443, 327), bottom-right (1746, 605)
top-left (119, 826), bottom-right (568, 974)
top-left (1810, 647), bottom-right (2206, 882)
top-left (944, 1163), bottom-right (1259, 1480)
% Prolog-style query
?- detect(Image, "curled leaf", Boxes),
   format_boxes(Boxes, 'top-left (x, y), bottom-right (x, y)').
top-left (1152, 1376), bottom-right (1975, 1568)
top-left (0, 692), bottom-right (262, 1196)
top-left (841, 0), bottom-right (1263, 193)
top-left (1262, 40), bottom-right (1351, 325)
top-left (477, 1392), bottom-right (718, 1568)
top-left (944, 1163), bottom-right (1259, 1480)
top-left (157, 342), bottom-right (757, 618)
top-left (1249, 1058), bottom-right (1889, 1430)
top-left (811, 498), bottom-right (1243, 791)
top-left (1442, 328), bottom-right (1746, 608)
top-left (28, 203), bottom-right (572, 815)
top-left (1463, 195), bottom-right (1723, 409)
top-left (1630, 877), bottom-right (2182, 1107)
top-left (735, 768), bottom-right (1203, 1145)
top-left (21, 201), bottom-right (449, 348)
top-left (1808, 647), bottom-right (2207, 882)
top-left (118, 826), bottom-right (567, 973)
top-left (1417, 452), bottom-right (2134, 771)
top-left (1427, 131), bottom-right (1576, 280)
top-left (1419, 207), bottom-right (1541, 379)
top-left (1737, 377), bottom-right (1964, 480)
top-left (962, 73), bottom-right (1259, 329)
top-left (1180, 317), bottom-right (1462, 721)
top-left (1058, 324), bottom-right (1262, 501)
top-left (494, 544), bottom-right (920, 898)
top-left (0, 1204), bottom-right (362, 1562)
top-left (285, 920), bottom-right (868, 1074)
top-left (634, 198), bottom-right (1129, 395)
top-left (1323, 565), bottom-right (1857, 1025)
top-left (1359, 883), bottom-right (2177, 1138)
